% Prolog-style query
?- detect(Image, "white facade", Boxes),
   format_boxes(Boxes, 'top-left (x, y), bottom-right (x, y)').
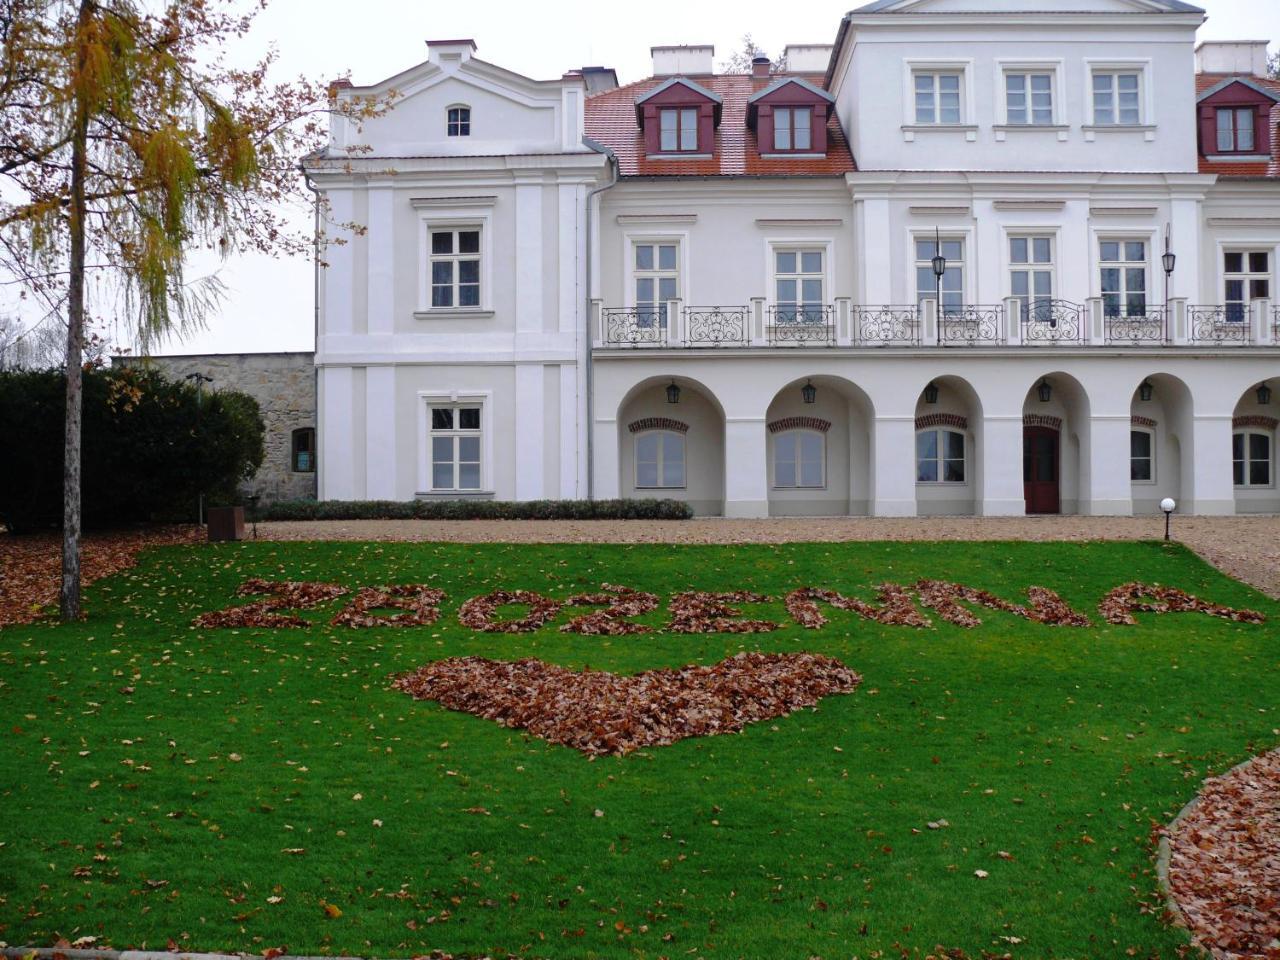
top-left (305, 2), bottom-right (1280, 519)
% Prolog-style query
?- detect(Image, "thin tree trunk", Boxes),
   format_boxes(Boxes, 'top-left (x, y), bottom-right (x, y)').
top-left (60, 0), bottom-right (92, 622)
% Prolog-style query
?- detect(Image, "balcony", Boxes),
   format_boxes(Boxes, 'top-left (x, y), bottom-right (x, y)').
top-left (592, 298), bottom-right (1278, 350)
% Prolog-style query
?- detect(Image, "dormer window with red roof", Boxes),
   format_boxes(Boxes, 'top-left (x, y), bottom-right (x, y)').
top-left (746, 78), bottom-right (835, 158)
top-left (1197, 77), bottom-right (1278, 159)
top-left (1216, 107), bottom-right (1254, 153)
top-left (635, 78), bottom-right (722, 158)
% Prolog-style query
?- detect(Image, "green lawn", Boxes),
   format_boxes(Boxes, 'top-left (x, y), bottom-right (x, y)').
top-left (1, 539), bottom-right (1276, 959)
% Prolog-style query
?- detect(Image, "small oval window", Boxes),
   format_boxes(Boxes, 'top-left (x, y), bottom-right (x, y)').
top-left (447, 105), bottom-right (471, 137)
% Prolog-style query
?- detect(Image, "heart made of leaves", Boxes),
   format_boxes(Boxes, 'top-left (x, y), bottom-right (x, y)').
top-left (393, 651), bottom-right (861, 756)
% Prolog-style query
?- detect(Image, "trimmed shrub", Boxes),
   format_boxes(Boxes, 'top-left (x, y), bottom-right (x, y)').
top-left (260, 498), bottom-right (693, 522)
top-left (0, 367), bottom-right (264, 532)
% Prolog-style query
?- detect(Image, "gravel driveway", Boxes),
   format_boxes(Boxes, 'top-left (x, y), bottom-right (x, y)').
top-left (259, 515), bottom-right (1280, 599)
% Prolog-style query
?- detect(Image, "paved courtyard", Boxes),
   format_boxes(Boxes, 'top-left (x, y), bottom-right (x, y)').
top-left (258, 515), bottom-right (1280, 600)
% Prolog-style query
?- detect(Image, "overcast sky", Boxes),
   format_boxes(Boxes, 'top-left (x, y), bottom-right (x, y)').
top-left (144, 0), bottom-right (1280, 356)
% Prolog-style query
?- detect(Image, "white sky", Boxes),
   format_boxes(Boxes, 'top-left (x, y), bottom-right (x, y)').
top-left (146, 0), bottom-right (1280, 356)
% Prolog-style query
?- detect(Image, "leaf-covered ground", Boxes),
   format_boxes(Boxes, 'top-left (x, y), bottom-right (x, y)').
top-left (0, 539), bottom-right (1277, 959)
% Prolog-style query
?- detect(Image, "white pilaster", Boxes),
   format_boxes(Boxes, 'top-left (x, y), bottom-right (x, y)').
top-left (320, 366), bottom-right (356, 500)
top-left (366, 185), bottom-right (394, 335)
top-left (321, 189), bottom-right (356, 341)
top-left (515, 178), bottom-right (545, 334)
top-left (515, 363), bottom-right (545, 499)
top-left (364, 366), bottom-right (396, 500)
top-left (861, 197), bottom-right (892, 304)
top-left (557, 182), bottom-right (580, 334)
top-left (1170, 197), bottom-right (1202, 305)
top-left (980, 415), bottom-right (1026, 516)
top-left (872, 416), bottom-right (917, 517)
top-left (559, 363), bottom-right (579, 498)
top-left (1085, 414), bottom-right (1133, 516)
top-left (724, 418), bottom-right (768, 518)
top-left (1189, 415), bottom-right (1237, 515)
top-left (593, 416), bottom-right (620, 499)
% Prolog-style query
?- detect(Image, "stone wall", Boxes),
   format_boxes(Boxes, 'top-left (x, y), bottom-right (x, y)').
top-left (116, 352), bottom-right (317, 502)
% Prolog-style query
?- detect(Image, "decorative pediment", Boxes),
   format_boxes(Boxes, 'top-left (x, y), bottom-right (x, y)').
top-left (1196, 77), bottom-right (1280, 105)
top-left (634, 77), bottom-right (723, 127)
top-left (746, 78), bottom-right (835, 130)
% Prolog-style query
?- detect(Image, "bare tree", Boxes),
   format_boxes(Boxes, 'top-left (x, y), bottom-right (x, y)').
top-left (719, 35), bottom-right (787, 75)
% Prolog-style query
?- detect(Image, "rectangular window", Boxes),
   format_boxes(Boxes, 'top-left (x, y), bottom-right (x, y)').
top-left (914, 72), bottom-right (962, 124)
top-left (916, 429), bottom-right (966, 483)
top-left (774, 248), bottom-right (824, 323)
top-left (635, 431), bottom-right (685, 488)
top-left (429, 229), bottom-right (481, 308)
top-left (429, 405), bottom-right (482, 491)
top-left (659, 107), bottom-right (699, 152)
top-left (1100, 240), bottom-right (1147, 318)
top-left (1010, 236), bottom-right (1054, 323)
top-left (634, 242), bottom-right (679, 328)
top-left (774, 431), bottom-right (825, 489)
top-left (291, 428), bottom-right (316, 473)
top-left (773, 107), bottom-right (813, 151)
top-left (916, 237), bottom-right (965, 314)
top-left (1130, 430), bottom-right (1153, 482)
top-left (1216, 108), bottom-right (1255, 153)
top-left (1234, 431), bottom-right (1272, 487)
top-left (1092, 71), bottom-right (1141, 125)
top-left (1224, 250), bottom-right (1270, 323)
top-left (1005, 72), bottom-right (1053, 125)
top-left (447, 106), bottom-right (471, 137)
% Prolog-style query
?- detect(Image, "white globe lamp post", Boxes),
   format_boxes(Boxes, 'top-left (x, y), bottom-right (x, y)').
top-left (1160, 497), bottom-right (1176, 541)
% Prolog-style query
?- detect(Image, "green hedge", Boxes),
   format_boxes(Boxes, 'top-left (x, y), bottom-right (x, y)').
top-left (259, 498), bottom-right (693, 522)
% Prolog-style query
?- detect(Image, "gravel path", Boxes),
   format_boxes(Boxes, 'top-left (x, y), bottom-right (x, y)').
top-left (258, 515), bottom-right (1280, 599)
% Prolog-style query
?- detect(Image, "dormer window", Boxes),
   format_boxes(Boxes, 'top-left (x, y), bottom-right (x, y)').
top-left (772, 107), bottom-right (812, 152)
top-left (447, 106), bottom-right (470, 137)
top-left (1216, 108), bottom-right (1255, 153)
top-left (660, 108), bottom-right (699, 152)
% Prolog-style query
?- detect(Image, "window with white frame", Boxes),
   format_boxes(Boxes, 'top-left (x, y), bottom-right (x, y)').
top-left (1224, 250), bottom-right (1270, 324)
top-left (1005, 72), bottom-right (1053, 125)
top-left (915, 237), bottom-right (964, 314)
top-left (1216, 108), bottom-right (1255, 153)
top-left (635, 430), bottom-right (685, 488)
top-left (773, 107), bottom-right (812, 151)
top-left (1234, 431), bottom-right (1272, 487)
top-left (1091, 71), bottom-right (1142, 124)
top-left (774, 248), bottom-right (825, 323)
top-left (429, 404), bottom-right (482, 491)
top-left (913, 72), bottom-right (962, 124)
top-left (916, 428), bottom-right (966, 483)
top-left (447, 106), bottom-right (471, 137)
top-left (773, 430), bottom-right (824, 489)
top-left (659, 107), bottom-right (699, 152)
top-left (1010, 236), bottom-right (1054, 323)
top-left (1130, 429), bottom-right (1154, 482)
top-left (429, 228), bottom-right (481, 308)
top-left (634, 242), bottom-right (679, 327)
top-left (1100, 240), bottom-right (1147, 318)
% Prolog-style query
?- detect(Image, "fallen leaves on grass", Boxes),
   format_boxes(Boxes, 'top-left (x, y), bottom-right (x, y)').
top-left (1100, 582), bottom-right (1266, 626)
top-left (1167, 747), bottom-right (1280, 959)
top-left (668, 591), bottom-right (778, 633)
top-left (457, 589), bottom-right (562, 633)
top-left (392, 651), bottom-right (861, 755)
top-left (914, 580), bottom-right (1092, 628)
top-left (786, 585), bottom-right (930, 629)
top-left (329, 585), bottom-right (446, 628)
top-left (0, 525), bottom-right (201, 626)
top-left (560, 583), bottom-right (658, 635)
top-left (192, 578), bottom-right (348, 629)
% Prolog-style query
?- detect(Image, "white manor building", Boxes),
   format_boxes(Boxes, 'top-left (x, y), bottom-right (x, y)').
top-left (304, 0), bottom-right (1280, 518)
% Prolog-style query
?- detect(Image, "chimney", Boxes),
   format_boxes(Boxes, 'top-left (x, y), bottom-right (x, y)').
top-left (427, 38), bottom-right (477, 67)
top-left (576, 66), bottom-right (620, 94)
top-left (651, 44), bottom-right (714, 77)
top-left (1195, 40), bottom-right (1270, 77)
top-left (751, 56), bottom-right (771, 79)
top-left (782, 44), bottom-right (835, 74)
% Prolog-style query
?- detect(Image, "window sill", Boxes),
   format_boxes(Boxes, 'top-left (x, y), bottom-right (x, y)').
top-left (635, 486), bottom-right (687, 492)
top-left (647, 153), bottom-right (713, 161)
top-left (994, 123), bottom-right (1069, 143)
top-left (758, 153), bottom-right (828, 160)
top-left (413, 309), bottom-right (495, 320)
top-left (1082, 124), bottom-right (1156, 143)
top-left (901, 124), bottom-right (978, 143)
top-left (1204, 154), bottom-right (1271, 163)
top-left (916, 482), bottom-right (970, 487)
top-left (415, 490), bottom-right (496, 500)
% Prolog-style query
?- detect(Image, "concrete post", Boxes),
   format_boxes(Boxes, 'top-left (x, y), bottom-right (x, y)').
top-left (592, 416), bottom-right (620, 499)
top-left (921, 297), bottom-right (938, 346)
top-left (980, 415), bottom-right (1026, 516)
top-left (750, 297), bottom-right (766, 346)
top-left (724, 418), bottom-right (769, 517)
top-left (1003, 296), bottom-right (1022, 346)
top-left (871, 416), bottom-right (918, 517)
top-left (1253, 298), bottom-right (1272, 345)
top-left (834, 296), bottom-right (852, 346)
top-left (591, 299), bottom-right (604, 346)
top-left (1169, 298), bottom-right (1188, 345)
top-left (667, 298), bottom-right (683, 346)
top-left (1086, 297), bottom-right (1105, 346)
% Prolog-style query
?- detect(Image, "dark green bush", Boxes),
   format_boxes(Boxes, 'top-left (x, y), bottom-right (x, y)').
top-left (260, 498), bottom-right (693, 522)
top-left (0, 367), bottom-right (264, 532)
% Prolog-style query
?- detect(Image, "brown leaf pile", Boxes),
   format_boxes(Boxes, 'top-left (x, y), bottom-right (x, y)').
top-left (457, 589), bottom-right (562, 633)
top-left (193, 578), bottom-right (348, 629)
top-left (1167, 748), bottom-right (1280, 959)
top-left (1100, 582), bottom-right (1267, 626)
top-left (0, 525), bottom-right (202, 626)
top-left (914, 580), bottom-right (1092, 628)
top-left (392, 651), bottom-right (862, 755)
top-left (668, 590), bottom-right (778, 633)
top-left (786, 585), bottom-right (930, 629)
top-left (330, 585), bottom-right (446, 628)
top-left (560, 583), bottom-right (658, 635)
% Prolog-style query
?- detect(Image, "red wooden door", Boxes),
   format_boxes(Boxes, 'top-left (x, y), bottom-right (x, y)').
top-left (1023, 426), bottom-right (1060, 515)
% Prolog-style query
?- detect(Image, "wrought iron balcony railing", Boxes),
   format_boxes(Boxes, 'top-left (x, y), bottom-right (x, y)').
top-left (940, 304), bottom-right (1004, 346)
top-left (1104, 307), bottom-right (1167, 346)
top-left (684, 306), bottom-right (750, 347)
top-left (766, 305), bottom-right (835, 346)
top-left (602, 307), bottom-right (668, 347)
top-left (1020, 300), bottom-right (1085, 345)
top-left (1190, 305), bottom-right (1251, 346)
top-left (855, 305), bottom-right (920, 346)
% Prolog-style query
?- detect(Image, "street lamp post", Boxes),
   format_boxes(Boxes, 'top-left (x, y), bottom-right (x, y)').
top-left (931, 226), bottom-right (947, 345)
top-left (185, 372), bottom-right (214, 525)
top-left (1161, 229), bottom-right (1176, 341)
top-left (1161, 497), bottom-right (1176, 542)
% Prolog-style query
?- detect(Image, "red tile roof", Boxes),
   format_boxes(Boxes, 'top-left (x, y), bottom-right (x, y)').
top-left (1195, 73), bottom-right (1280, 179)
top-left (585, 73), bottom-right (856, 178)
